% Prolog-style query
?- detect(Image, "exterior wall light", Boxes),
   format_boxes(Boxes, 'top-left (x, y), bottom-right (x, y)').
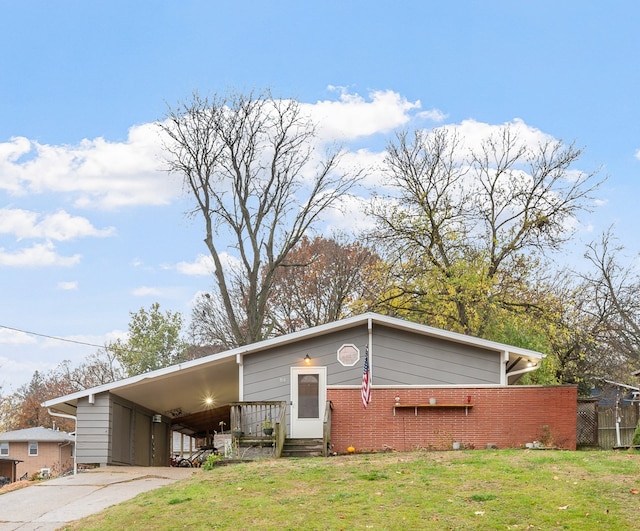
top-left (304, 354), bottom-right (311, 364)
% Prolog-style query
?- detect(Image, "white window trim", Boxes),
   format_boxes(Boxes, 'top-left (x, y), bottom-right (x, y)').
top-left (28, 441), bottom-right (38, 456)
top-left (0, 442), bottom-right (8, 456)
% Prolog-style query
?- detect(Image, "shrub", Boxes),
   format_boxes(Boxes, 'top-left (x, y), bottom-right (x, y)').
top-left (632, 420), bottom-right (640, 446)
top-left (202, 453), bottom-right (223, 471)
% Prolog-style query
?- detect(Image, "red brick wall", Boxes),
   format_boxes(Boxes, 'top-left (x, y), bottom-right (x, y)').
top-left (327, 386), bottom-right (577, 453)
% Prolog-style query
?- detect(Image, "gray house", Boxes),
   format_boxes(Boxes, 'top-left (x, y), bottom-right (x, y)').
top-left (43, 312), bottom-right (577, 466)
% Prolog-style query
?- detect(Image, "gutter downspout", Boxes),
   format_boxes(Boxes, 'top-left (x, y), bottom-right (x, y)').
top-left (47, 409), bottom-right (77, 476)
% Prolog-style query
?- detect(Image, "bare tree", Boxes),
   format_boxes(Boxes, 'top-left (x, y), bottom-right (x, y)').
top-left (580, 229), bottom-right (640, 376)
top-left (59, 350), bottom-right (124, 390)
top-left (161, 90), bottom-right (362, 346)
top-left (370, 125), bottom-right (602, 335)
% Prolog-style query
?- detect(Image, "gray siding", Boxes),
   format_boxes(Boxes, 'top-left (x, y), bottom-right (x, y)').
top-left (243, 323), bottom-right (501, 399)
top-left (76, 392), bottom-right (110, 465)
top-left (243, 325), bottom-right (370, 401)
top-left (75, 391), bottom-right (168, 466)
top-left (372, 326), bottom-right (501, 385)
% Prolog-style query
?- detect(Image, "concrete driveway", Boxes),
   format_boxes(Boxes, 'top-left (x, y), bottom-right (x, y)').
top-left (0, 466), bottom-right (199, 531)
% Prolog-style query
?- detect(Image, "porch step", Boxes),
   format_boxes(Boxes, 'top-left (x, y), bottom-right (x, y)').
top-left (281, 438), bottom-right (326, 458)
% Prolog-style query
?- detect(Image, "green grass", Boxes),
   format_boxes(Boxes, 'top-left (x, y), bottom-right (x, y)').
top-left (64, 449), bottom-right (640, 530)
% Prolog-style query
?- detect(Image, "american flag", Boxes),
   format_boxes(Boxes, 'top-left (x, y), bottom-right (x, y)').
top-left (361, 346), bottom-right (371, 408)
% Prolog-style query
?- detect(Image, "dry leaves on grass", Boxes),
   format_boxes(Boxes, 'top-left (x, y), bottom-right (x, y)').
top-left (0, 480), bottom-right (32, 494)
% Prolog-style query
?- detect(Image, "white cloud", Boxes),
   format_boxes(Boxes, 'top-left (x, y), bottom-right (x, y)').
top-left (0, 355), bottom-right (53, 391)
top-left (57, 281), bottom-right (78, 290)
top-left (176, 253), bottom-right (215, 276)
top-left (0, 208), bottom-right (115, 241)
top-left (442, 118), bottom-right (554, 159)
top-left (318, 194), bottom-right (376, 235)
top-left (132, 286), bottom-right (164, 297)
top-left (417, 109), bottom-right (447, 122)
top-left (0, 123), bottom-right (180, 210)
top-left (0, 327), bottom-right (37, 345)
top-left (176, 251), bottom-right (243, 280)
top-left (0, 241), bottom-right (81, 267)
top-left (308, 88), bottom-right (422, 141)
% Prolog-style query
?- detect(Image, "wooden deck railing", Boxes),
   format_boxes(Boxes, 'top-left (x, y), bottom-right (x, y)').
top-left (229, 401), bottom-right (287, 453)
top-left (230, 400), bottom-right (332, 458)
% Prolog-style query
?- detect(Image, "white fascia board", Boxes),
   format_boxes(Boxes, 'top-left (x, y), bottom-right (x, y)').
top-left (42, 348), bottom-right (236, 408)
top-left (43, 312), bottom-right (545, 409)
top-left (366, 313), bottom-right (546, 360)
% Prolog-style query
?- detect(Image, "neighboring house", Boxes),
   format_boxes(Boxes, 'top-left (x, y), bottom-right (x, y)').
top-left (0, 457), bottom-right (23, 485)
top-left (43, 313), bottom-right (577, 467)
top-left (0, 427), bottom-right (74, 479)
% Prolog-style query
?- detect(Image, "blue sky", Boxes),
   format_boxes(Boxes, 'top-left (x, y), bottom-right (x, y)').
top-left (1, 1), bottom-right (639, 391)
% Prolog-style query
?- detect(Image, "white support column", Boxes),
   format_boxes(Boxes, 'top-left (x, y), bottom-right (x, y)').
top-left (500, 351), bottom-right (509, 385)
top-left (236, 353), bottom-right (244, 401)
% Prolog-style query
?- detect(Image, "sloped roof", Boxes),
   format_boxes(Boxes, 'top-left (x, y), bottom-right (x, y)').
top-left (0, 427), bottom-right (74, 443)
top-left (42, 312), bottom-right (545, 433)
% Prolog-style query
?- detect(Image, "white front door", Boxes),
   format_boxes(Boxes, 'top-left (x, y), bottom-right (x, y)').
top-left (290, 366), bottom-right (326, 438)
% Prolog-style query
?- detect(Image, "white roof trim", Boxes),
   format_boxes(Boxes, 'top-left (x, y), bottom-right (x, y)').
top-left (43, 312), bottom-right (545, 408)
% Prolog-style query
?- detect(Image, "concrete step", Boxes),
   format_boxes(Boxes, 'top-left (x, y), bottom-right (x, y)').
top-left (281, 438), bottom-right (325, 458)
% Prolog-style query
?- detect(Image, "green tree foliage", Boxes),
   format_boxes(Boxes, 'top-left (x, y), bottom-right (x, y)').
top-left (109, 303), bottom-right (187, 377)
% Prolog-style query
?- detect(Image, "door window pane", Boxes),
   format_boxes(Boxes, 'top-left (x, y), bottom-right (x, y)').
top-left (298, 374), bottom-right (319, 418)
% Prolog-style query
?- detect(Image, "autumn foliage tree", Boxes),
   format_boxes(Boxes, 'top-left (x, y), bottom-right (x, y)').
top-left (266, 236), bottom-right (380, 335)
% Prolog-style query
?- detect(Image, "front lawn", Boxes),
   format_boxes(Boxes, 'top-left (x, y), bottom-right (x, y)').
top-left (65, 449), bottom-right (640, 530)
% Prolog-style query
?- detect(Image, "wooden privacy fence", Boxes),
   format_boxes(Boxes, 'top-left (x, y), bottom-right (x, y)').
top-left (577, 399), bottom-right (639, 448)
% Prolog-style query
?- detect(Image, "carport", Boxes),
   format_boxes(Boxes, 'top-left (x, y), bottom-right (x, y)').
top-left (0, 456), bottom-right (23, 484)
top-left (43, 351), bottom-right (242, 467)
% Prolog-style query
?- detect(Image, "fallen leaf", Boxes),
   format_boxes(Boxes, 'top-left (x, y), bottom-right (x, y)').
top-left (475, 511), bottom-right (485, 516)
top-left (630, 489), bottom-right (639, 495)
top-left (558, 505), bottom-right (569, 510)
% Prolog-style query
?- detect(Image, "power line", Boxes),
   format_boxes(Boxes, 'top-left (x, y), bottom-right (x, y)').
top-left (0, 324), bottom-right (107, 349)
